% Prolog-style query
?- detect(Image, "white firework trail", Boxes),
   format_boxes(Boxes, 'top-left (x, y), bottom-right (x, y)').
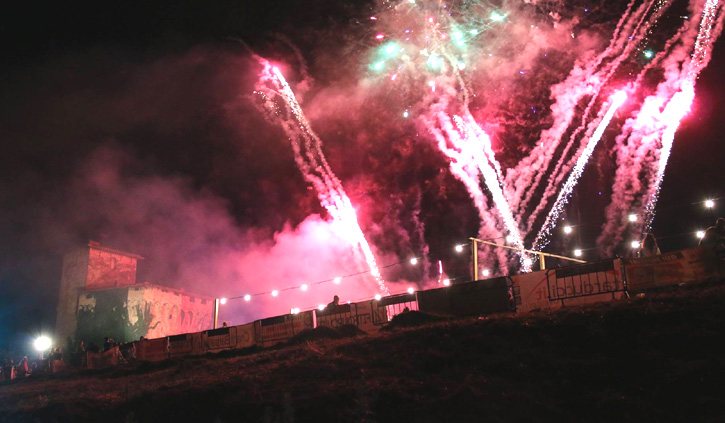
top-left (532, 90), bottom-right (628, 251)
top-left (255, 60), bottom-right (389, 296)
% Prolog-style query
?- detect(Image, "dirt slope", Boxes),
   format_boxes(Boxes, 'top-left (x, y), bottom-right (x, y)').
top-left (2, 283), bottom-right (724, 423)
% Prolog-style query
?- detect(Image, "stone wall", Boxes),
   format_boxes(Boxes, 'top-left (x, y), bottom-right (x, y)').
top-left (55, 248), bottom-right (91, 343)
top-left (85, 244), bottom-right (138, 289)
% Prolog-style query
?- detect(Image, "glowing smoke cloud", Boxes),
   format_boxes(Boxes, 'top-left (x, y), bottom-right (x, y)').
top-left (254, 60), bottom-right (389, 296)
top-left (253, 0), bottom-right (724, 277)
top-left (512, 0), bottom-right (673, 234)
top-left (423, 103), bottom-right (514, 272)
top-left (532, 90), bottom-right (628, 252)
top-left (452, 112), bottom-right (530, 269)
top-left (598, 0), bottom-right (724, 253)
top-left (643, 0), bottom-right (724, 229)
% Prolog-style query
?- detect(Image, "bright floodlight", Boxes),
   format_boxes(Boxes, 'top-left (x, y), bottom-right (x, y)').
top-left (407, 287), bottom-right (415, 294)
top-left (705, 199), bottom-right (715, 208)
top-left (318, 304), bottom-right (326, 311)
top-left (410, 257), bottom-right (418, 265)
top-left (505, 235), bottom-right (515, 243)
top-left (563, 225), bottom-right (573, 234)
top-left (481, 269), bottom-right (490, 277)
top-left (631, 241), bottom-right (640, 249)
top-left (219, 297), bottom-right (227, 305)
top-left (244, 294), bottom-right (251, 302)
top-left (300, 284), bottom-right (308, 291)
top-left (442, 279), bottom-right (450, 286)
top-left (333, 276), bottom-right (342, 284)
top-left (34, 336), bottom-right (51, 352)
top-left (628, 213), bottom-right (638, 222)
top-left (291, 307), bottom-right (300, 314)
top-left (574, 249), bottom-right (583, 257)
top-left (455, 244), bottom-right (464, 253)
top-left (697, 230), bottom-right (705, 239)
top-left (374, 294), bottom-right (382, 301)
top-left (271, 290), bottom-right (279, 297)
top-left (523, 258), bottom-right (533, 267)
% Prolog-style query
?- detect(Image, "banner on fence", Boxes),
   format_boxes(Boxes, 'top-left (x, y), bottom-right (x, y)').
top-left (234, 323), bottom-right (256, 350)
top-left (511, 271), bottom-right (560, 313)
top-left (136, 337), bottom-right (168, 361)
top-left (255, 311), bottom-right (314, 348)
top-left (549, 260), bottom-right (624, 301)
top-left (169, 332), bottom-right (201, 356)
top-left (203, 326), bottom-right (237, 351)
top-left (623, 246), bottom-right (721, 291)
top-left (353, 300), bottom-right (390, 331)
top-left (315, 303), bottom-right (360, 329)
top-left (86, 346), bottom-right (119, 369)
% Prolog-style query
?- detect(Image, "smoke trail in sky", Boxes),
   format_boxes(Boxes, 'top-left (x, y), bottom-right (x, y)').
top-left (598, 0), bottom-right (724, 253)
top-left (422, 103), bottom-right (514, 273)
top-left (510, 0), bottom-right (675, 237)
top-left (505, 0), bottom-right (655, 218)
top-left (452, 112), bottom-right (531, 270)
top-left (532, 90), bottom-right (628, 251)
top-left (643, 0), bottom-right (724, 230)
top-left (254, 59), bottom-right (389, 296)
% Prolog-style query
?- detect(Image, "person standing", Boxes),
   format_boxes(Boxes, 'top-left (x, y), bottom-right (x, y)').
top-left (700, 218), bottom-right (725, 250)
top-left (639, 233), bottom-right (661, 257)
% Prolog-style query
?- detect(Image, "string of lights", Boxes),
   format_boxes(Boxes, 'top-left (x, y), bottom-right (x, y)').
top-left (217, 197), bottom-right (721, 304)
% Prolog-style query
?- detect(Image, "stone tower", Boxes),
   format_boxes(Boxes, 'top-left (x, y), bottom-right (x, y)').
top-left (55, 241), bottom-right (143, 343)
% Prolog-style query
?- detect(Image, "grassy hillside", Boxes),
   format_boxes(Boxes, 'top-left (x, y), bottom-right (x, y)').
top-left (2, 283), bottom-right (725, 423)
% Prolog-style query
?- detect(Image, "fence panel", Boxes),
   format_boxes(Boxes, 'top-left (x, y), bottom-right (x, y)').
top-left (416, 278), bottom-right (512, 317)
top-left (622, 246), bottom-right (721, 291)
top-left (86, 346), bottom-right (120, 369)
top-left (168, 332), bottom-right (203, 357)
top-left (547, 260), bottom-right (625, 305)
top-left (234, 323), bottom-right (256, 349)
top-left (201, 326), bottom-right (238, 352)
top-left (136, 337), bottom-right (169, 361)
top-left (315, 303), bottom-right (360, 329)
top-left (254, 311), bottom-right (314, 348)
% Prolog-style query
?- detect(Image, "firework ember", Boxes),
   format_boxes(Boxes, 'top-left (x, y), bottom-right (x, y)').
top-left (253, 0), bottom-right (724, 277)
top-left (255, 61), bottom-right (389, 295)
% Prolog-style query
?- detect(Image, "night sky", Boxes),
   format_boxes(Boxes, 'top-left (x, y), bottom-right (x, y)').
top-left (1, 0), bottom-right (723, 352)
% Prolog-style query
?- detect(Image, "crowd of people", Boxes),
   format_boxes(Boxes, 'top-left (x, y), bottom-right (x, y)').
top-left (1, 353), bottom-right (50, 381)
top-left (0, 335), bottom-right (136, 382)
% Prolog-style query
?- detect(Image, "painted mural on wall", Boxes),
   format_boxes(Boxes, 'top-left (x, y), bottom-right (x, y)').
top-left (75, 288), bottom-right (156, 347)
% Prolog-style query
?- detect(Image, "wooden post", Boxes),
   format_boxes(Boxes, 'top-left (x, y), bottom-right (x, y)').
top-left (470, 237), bottom-right (479, 281)
top-left (213, 298), bottom-right (220, 329)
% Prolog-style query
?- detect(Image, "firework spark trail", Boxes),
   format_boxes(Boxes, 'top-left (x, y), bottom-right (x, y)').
top-left (516, 0), bottom-right (673, 234)
top-left (643, 0), bottom-right (724, 230)
top-left (506, 0), bottom-right (652, 217)
top-left (454, 113), bottom-right (529, 267)
top-left (642, 84), bottom-right (695, 226)
top-left (597, 0), bottom-right (724, 253)
top-left (532, 91), bottom-right (628, 251)
top-left (255, 60), bottom-right (389, 295)
top-left (425, 109), bottom-right (514, 272)
top-left (596, 31), bottom-right (698, 253)
top-left (453, 115), bottom-right (505, 189)
top-left (431, 108), bottom-right (531, 271)
top-left (411, 191), bottom-right (432, 279)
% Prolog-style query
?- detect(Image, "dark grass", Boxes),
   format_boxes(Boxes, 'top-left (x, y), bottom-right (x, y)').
top-left (2, 282), bottom-right (725, 423)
